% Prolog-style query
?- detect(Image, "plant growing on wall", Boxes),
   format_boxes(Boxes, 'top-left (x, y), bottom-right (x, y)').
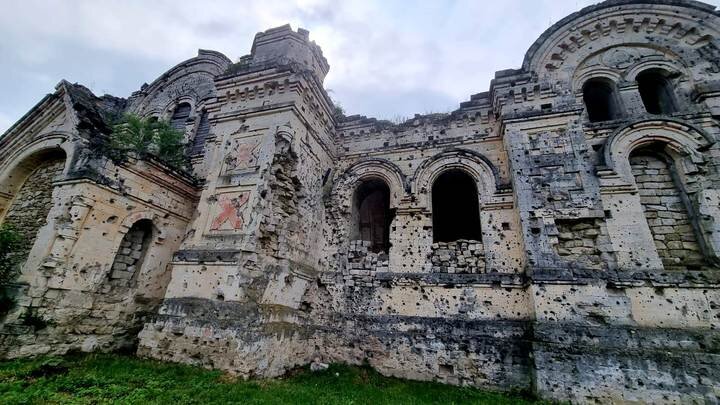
top-left (109, 114), bottom-right (187, 170)
top-left (0, 224), bottom-right (23, 286)
top-left (0, 224), bottom-right (23, 316)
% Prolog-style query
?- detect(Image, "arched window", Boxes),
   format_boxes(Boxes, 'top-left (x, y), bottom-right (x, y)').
top-left (169, 103), bottom-right (192, 132)
top-left (583, 78), bottom-right (621, 122)
top-left (352, 179), bottom-right (391, 253)
top-left (432, 169), bottom-right (481, 242)
top-left (637, 69), bottom-right (677, 115)
top-left (109, 219), bottom-right (154, 283)
top-left (1, 151), bottom-right (66, 262)
top-left (629, 145), bottom-right (703, 269)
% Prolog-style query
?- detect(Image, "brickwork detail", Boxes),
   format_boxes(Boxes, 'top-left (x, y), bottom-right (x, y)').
top-left (110, 221), bottom-right (152, 283)
top-left (630, 153), bottom-right (704, 269)
top-left (429, 240), bottom-right (486, 273)
top-left (344, 240), bottom-right (388, 287)
top-left (2, 159), bottom-right (64, 259)
top-left (554, 219), bottom-right (604, 270)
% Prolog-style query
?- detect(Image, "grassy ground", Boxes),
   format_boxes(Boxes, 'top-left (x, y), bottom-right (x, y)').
top-left (0, 353), bottom-right (546, 404)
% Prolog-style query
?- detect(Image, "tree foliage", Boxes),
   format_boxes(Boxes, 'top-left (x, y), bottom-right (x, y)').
top-left (110, 114), bottom-right (186, 169)
top-left (0, 224), bottom-right (23, 286)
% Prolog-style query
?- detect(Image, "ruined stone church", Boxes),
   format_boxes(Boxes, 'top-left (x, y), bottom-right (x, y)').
top-left (1, 0), bottom-right (720, 402)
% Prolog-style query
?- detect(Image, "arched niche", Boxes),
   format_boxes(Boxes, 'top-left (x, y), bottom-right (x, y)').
top-left (329, 159), bottom-right (405, 260)
top-left (108, 218), bottom-right (155, 286)
top-left (600, 119), bottom-right (718, 269)
top-left (0, 135), bottom-right (73, 194)
top-left (628, 144), bottom-right (705, 269)
top-left (603, 119), bottom-right (712, 184)
top-left (168, 101), bottom-right (193, 132)
top-left (0, 138), bottom-right (71, 267)
top-left (333, 158), bottom-right (406, 211)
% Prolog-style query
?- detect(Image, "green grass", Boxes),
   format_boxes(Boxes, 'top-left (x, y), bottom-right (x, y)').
top-left (0, 353), bottom-right (546, 404)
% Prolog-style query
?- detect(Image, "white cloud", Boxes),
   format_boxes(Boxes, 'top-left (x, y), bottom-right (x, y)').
top-left (0, 0), bottom-right (718, 133)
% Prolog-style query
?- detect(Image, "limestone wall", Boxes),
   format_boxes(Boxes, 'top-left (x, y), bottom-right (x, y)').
top-left (3, 2), bottom-right (720, 404)
top-left (1, 145), bottom-right (197, 357)
top-left (1, 159), bottom-right (65, 260)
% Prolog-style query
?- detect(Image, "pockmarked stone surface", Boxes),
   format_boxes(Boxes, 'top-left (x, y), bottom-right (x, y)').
top-left (2, 1), bottom-right (720, 404)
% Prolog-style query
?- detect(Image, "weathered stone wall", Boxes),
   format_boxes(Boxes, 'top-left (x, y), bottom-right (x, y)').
top-left (0, 140), bottom-right (197, 358)
top-left (553, 218), bottom-right (604, 270)
top-left (1, 159), bottom-right (64, 260)
top-left (429, 240), bottom-right (485, 273)
top-left (3, 2), bottom-right (720, 404)
top-left (630, 152), bottom-right (704, 269)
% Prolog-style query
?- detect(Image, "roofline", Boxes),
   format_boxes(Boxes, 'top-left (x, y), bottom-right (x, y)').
top-left (521, 0), bottom-right (719, 71)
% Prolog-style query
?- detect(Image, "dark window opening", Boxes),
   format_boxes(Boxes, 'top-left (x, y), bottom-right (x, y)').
top-left (190, 110), bottom-right (210, 156)
top-left (432, 169), bottom-right (482, 242)
top-left (109, 219), bottom-right (153, 284)
top-left (637, 69), bottom-right (677, 115)
top-left (170, 103), bottom-right (192, 132)
top-left (353, 179), bottom-right (392, 253)
top-left (583, 79), bottom-right (621, 122)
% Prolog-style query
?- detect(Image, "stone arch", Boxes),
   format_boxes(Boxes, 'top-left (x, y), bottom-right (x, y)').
top-left (412, 148), bottom-right (498, 209)
top-left (326, 159), bottom-right (405, 264)
top-left (0, 134), bottom-right (73, 191)
top-left (574, 69), bottom-right (622, 94)
top-left (625, 60), bottom-right (690, 84)
top-left (334, 158), bottom-right (406, 210)
top-left (523, 2), bottom-right (720, 85)
top-left (601, 119), bottom-right (717, 269)
top-left (115, 211), bottom-right (165, 247)
top-left (603, 119), bottom-right (712, 183)
top-left (0, 137), bottom-right (71, 268)
top-left (572, 45), bottom-right (691, 94)
top-left (126, 50), bottom-right (231, 117)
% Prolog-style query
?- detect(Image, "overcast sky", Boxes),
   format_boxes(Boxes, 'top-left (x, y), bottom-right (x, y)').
top-left (1, 0), bottom-right (719, 133)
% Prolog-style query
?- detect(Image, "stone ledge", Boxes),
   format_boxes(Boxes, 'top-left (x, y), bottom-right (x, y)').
top-left (534, 322), bottom-right (720, 353)
top-left (531, 268), bottom-right (720, 287)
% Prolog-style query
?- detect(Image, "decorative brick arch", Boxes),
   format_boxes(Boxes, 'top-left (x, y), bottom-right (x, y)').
top-left (572, 45), bottom-right (692, 95)
top-left (0, 134), bottom-right (73, 187)
top-left (523, 2), bottom-right (720, 90)
top-left (412, 149), bottom-right (499, 208)
top-left (115, 211), bottom-right (165, 247)
top-left (334, 158), bottom-right (406, 210)
top-left (603, 119), bottom-right (713, 183)
top-left (0, 134), bottom-right (73, 224)
top-left (126, 50), bottom-right (231, 117)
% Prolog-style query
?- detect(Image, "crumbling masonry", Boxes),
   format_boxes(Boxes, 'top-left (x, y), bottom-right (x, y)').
top-left (2, 1), bottom-right (720, 403)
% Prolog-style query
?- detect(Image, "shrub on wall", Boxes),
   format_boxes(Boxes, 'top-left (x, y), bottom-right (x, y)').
top-left (0, 224), bottom-right (23, 316)
top-left (0, 224), bottom-right (23, 286)
top-left (109, 114), bottom-right (187, 170)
